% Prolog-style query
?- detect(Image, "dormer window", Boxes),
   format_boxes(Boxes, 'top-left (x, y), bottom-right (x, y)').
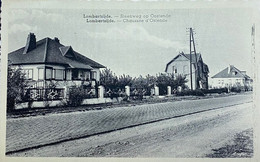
top-left (232, 71), bottom-right (237, 75)
top-left (59, 46), bottom-right (76, 59)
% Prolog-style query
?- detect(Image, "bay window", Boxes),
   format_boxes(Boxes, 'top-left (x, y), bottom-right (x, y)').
top-left (38, 68), bottom-right (44, 80)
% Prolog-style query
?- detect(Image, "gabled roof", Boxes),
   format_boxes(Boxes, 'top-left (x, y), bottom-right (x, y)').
top-left (212, 65), bottom-right (250, 79)
top-left (165, 52), bottom-right (207, 72)
top-left (183, 53), bottom-right (201, 64)
top-left (8, 36), bottom-right (105, 69)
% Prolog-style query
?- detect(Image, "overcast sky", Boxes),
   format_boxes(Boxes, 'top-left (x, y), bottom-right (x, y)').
top-left (8, 8), bottom-right (254, 78)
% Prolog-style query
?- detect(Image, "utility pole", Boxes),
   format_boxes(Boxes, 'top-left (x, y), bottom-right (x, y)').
top-left (189, 28), bottom-right (193, 90)
top-left (251, 24), bottom-right (255, 63)
top-left (251, 24), bottom-right (255, 83)
top-left (189, 28), bottom-right (199, 90)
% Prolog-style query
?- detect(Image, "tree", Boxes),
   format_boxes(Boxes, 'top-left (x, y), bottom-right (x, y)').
top-left (131, 76), bottom-right (147, 89)
top-left (131, 75), bottom-right (156, 90)
top-left (7, 66), bottom-right (27, 112)
top-left (156, 73), bottom-right (173, 95)
top-left (156, 73), bottom-right (188, 95)
top-left (172, 74), bottom-right (188, 90)
top-left (145, 74), bottom-right (157, 88)
top-left (100, 68), bottom-right (118, 90)
top-left (117, 74), bottom-right (132, 89)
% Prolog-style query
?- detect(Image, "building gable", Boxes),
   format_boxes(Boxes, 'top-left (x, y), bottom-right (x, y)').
top-left (165, 53), bottom-right (189, 72)
top-left (212, 65), bottom-right (248, 79)
top-left (59, 46), bottom-right (76, 59)
top-left (165, 52), bottom-right (206, 73)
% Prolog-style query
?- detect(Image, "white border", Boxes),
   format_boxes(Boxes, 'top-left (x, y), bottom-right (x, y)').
top-left (1, 0), bottom-right (259, 162)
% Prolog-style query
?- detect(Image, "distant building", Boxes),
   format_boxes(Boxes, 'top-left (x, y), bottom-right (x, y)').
top-left (165, 52), bottom-right (209, 90)
top-left (211, 65), bottom-right (253, 90)
top-left (8, 33), bottom-right (105, 88)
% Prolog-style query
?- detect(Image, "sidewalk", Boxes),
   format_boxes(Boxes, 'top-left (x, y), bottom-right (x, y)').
top-left (7, 92), bottom-right (243, 119)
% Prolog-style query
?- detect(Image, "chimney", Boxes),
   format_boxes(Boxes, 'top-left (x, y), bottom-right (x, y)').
top-left (54, 37), bottom-right (60, 43)
top-left (23, 33), bottom-right (36, 54)
top-left (227, 65), bottom-right (231, 74)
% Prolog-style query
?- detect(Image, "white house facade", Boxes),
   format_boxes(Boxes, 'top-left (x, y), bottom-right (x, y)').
top-left (211, 65), bottom-right (253, 90)
top-left (165, 52), bottom-right (209, 90)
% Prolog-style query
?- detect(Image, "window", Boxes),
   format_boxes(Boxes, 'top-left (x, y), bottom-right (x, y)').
top-left (172, 66), bottom-right (177, 73)
top-left (23, 69), bottom-right (33, 79)
top-left (85, 71), bottom-right (91, 80)
top-left (65, 70), bottom-right (71, 80)
top-left (54, 69), bottom-right (64, 80)
top-left (45, 68), bottom-right (53, 80)
top-left (92, 71), bottom-right (97, 79)
top-left (38, 68), bottom-right (44, 80)
top-left (72, 69), bottom-right (79, 80)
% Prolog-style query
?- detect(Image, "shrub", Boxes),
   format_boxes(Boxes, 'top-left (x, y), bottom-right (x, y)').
top-left (130, 89), bottom-right (145, 100)
top-left (156, 73), bottom-right (188, 95)
top-left (230, 87), bottom-right (242, 93)
top-left (230, 83), bottom-right (244, 93)
top-left (192, 89), bottom-right (205, 96)
top-left (7, 66), bottom-right (28, 112)
top-left (202, 88), bottom-right (228, 94)
top-left (176, 89), bottom-right (205, 96)
top-left (67, 86), bottom-right (94, 106)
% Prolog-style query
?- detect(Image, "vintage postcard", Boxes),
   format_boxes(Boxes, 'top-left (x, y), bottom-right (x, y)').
top-left (0, 0), bottom-right (259, 162)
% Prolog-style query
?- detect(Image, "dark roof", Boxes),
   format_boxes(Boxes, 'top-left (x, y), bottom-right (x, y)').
top-left (183, 53), bottom-right (201, 63)
top-left (165, 52), bottom-right (207, 72)
top-left (212, 65), bottom-right (250, 79)
top-left (8, 37), bottom-right (105, 69)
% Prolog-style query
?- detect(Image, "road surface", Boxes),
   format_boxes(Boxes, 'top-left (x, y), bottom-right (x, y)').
top-left (6, 93), bottom-right (253, 157)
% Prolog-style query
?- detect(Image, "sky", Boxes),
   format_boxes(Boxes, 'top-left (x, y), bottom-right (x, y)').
top-left (8, 8), bottom-right (254, 78)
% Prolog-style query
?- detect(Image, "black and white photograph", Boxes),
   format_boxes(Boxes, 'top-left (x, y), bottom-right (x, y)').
top-left (1, 0), bottom-right (260, 161)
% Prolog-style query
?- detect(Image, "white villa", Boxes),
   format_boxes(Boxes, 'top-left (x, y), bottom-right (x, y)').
top-left (8, 33), bottom-right (105, 89)
top-left (211, 65), bottom-right (253, 90)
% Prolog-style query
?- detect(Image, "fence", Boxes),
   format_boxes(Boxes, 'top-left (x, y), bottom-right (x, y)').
top-left (24, 88), bottom-right (65, 102)
top-left (67, 86), bottom-right (97, 99)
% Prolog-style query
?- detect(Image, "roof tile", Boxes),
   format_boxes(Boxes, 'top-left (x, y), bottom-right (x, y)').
top-left (8, 36), bottom-right (105, 69)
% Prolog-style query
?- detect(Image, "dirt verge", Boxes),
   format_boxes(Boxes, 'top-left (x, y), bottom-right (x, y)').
top-left (206, 128), bottom-right (253, 158)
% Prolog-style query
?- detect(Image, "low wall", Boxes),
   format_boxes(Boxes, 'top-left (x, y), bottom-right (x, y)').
top-left (15, 97), bottom-right (123, 109)
top-left (82, 97), bottom-right (123, 105)
top-left (15, 100), bottom-right (67, 109)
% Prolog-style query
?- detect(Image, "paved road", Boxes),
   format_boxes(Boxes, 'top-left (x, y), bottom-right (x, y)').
top-left (6, 93), bottom-right (252, 154)
top-left (10, 102), bottom-right (253, 157)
